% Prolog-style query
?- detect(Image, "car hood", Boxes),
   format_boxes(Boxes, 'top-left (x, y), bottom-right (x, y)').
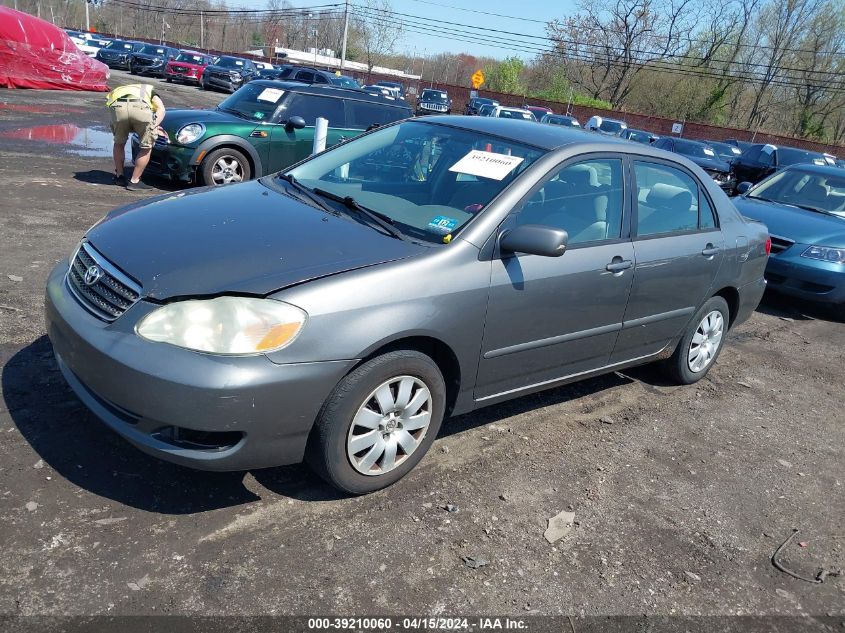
top-left (100, 48), bottom-right (130, 57)
top-left (206, 64), bottom-right (247, 74)
top-left (168, 60), bottom-right (205, 69)
top-left (132, 52), bottom-right (166, 62)
top-left (161, 108), bottom-right (254, 132)
top-left (733, 197), bottom-right (845, 247)
top-left (86, 181), bottom-right (427, 300)
top-left (686, 155), bottom-right (731, 173)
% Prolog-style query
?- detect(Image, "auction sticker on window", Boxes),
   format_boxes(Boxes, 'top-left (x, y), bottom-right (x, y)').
top-left (428, 216), bottom-right (459, 234)
top-left (449, 150), bottom-right (524, 181)
top-left (257, 88), bottom-right (284, 103)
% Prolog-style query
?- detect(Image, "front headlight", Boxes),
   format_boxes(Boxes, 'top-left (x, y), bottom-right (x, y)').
top-left (176, 123), bottom-right (205, 144)
top-left (801, 245), bottom-right (845, 264)
top-left (230, 71), bottom-right (242, 80)
top-left (136, 297), bottom-right (307, 355)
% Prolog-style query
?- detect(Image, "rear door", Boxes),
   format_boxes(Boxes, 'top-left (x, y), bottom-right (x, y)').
top-left (475, 155), bottom-right (635, 400)
top-left (610, 159), bottom-right (724, 363)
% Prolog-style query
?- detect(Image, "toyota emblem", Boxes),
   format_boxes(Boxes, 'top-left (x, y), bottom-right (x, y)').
top-left (83, 265), bottom-right (103, 286)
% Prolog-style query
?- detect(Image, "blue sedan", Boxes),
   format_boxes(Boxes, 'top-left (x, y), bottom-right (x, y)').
top-left (733, 164), bottom-right (845, 318)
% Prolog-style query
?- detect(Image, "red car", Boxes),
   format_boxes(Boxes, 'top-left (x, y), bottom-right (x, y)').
top-left (524, 105), bottom-right (553, 119)
top-left (165, 51), bottom-right (214, 85)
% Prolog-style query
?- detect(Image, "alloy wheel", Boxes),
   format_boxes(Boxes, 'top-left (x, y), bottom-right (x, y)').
top-left (687, 310), bottom-right (724, 373)
top-left (211, 156), bottom-right (244, 185)
top-left (346, 375), bottom-right (433, 476)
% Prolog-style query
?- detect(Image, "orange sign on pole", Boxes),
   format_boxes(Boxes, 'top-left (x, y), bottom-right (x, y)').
top-left (471, 69), bottom-right (485, 89)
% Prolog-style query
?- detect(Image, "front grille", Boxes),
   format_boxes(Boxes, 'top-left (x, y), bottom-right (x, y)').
top-left (209, 72), bottom-right (231, 81)
top-left (66, 242), bottom-right (142, 322)
top-left (769, 235), bottom-right (794, 255)
top-left (134, 57), bottom-right (155, 66)
top-left (421, 103), bottom-right (448, 112)
top-left (171, 65), bottom-right (188, 73)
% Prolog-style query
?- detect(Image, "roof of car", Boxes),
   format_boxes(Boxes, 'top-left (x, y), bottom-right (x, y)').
top-left (249, 80), bottom-right (412, 108)
top-left (420, 115), bottom-right (627, 150)
top-left (778, 163), bottom-right (844, 177)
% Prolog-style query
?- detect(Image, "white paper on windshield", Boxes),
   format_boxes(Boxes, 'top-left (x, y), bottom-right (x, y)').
top-left (235, 60), bottom-right (244, 66)
top-left (449, 150), bottom-right (524, 181)
top-left (256, 88), bottom-right (284, 103)
top-left (703, 148), bottom-right (715, 157)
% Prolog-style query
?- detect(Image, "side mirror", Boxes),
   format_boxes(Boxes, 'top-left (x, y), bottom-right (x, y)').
top-left (500, 224), bottom-right (568, 258)
top-left (285, 116), bottom-right (306, 131)
top-left (736, 181), bottom-right (752, 195)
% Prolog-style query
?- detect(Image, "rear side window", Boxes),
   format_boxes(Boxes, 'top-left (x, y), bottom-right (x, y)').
top-left (634, 162), bottom-right (716, 236)
top-left (296, 70), bottom-right (315, 83)
top-left (277, 94), bottom-right (346, 127)
top-left (278, 67), bottom-right (294, 78)
top-left (313, 73), bottom-right (329, 84)
top-left (741, 145), bottom-right (763, 163)
top-left (346, 100), bottom-right (409, 129)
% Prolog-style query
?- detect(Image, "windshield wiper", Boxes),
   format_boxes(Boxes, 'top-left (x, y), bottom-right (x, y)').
top-left (312, 187), bottom-right (407, 241)
top-left (277, 173), bottom-right (336, 214)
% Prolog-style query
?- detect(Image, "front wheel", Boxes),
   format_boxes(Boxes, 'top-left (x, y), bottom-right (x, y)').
top-left (663, 296), bottom-right (729, 385)
top-left (306, 350), bottom-right (446, 494)
top-left (200, 147), bottom-right (251, 186)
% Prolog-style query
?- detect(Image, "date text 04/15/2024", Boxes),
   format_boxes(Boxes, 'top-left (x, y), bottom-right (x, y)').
top-left (306, 617), bottom-right (530, 630)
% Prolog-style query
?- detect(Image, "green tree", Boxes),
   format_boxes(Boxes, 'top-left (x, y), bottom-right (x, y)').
top-left (486, 56), bottom-right (525, 94)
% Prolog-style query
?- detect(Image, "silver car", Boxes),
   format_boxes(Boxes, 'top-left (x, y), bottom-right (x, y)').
top-left (45, 117), bottom-right (770, 494)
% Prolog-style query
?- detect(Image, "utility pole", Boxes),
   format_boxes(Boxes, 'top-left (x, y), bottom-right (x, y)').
top-left (340, 0), bottom-right (349, 71)
top-left (85, 0), bottom-right (90, 32)
top-left (200, 11), bottom-right (204, 49)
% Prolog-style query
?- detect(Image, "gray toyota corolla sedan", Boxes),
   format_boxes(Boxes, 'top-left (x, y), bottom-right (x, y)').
top-left (45, 116), bottom-right (770, 494)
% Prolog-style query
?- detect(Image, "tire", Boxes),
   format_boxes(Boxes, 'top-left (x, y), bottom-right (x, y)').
top-left (306, 350), bottom-right (446, 495)
top-left (663, 296), bottom-right (730, 385)
top-left (200, 147), bottom-right (251, 186)
top-left (165, 77), bottom-right (172, 83)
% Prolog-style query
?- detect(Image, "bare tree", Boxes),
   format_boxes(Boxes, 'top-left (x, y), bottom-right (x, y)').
top-left (547, 0), bottom-right (699, 107)
top-left (351, 0), bottom-right (403, 74)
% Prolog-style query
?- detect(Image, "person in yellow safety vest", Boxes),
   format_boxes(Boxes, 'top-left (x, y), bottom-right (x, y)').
top-left (105, 84), bottom-right (167, 191)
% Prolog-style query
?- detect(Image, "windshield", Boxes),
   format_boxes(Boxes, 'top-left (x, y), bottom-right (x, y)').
top-left (331, 76), bottom-right (359, 88)
top-left (216, 84), bottom-right (285, 121)
top-left (748, 168), bottom-right (845, 216)
top-left (421, 90), bottom-right (448, 102)
top-left (284, 120), bottom-right (545, 243)
top-left (498, 109), bottom-right (536, 121)
top-left (627, 131), bottom-right (651, 143)
top-left (175, 52), bottom-right (206, 64)
top-left (675, 140), bottom-right (717, 159)
top-left (599, 120), bottom-right (624, 133)
top-left (216, 57), bottom-right (246, 69)
top-left (709, 142), bottom-right (741, 161)
top-left (139, 45), bottom-right (168, 56)
top-left (778, 147), bottom-right (825, 167)
top-left (106, 40), bottom-right (134, 50)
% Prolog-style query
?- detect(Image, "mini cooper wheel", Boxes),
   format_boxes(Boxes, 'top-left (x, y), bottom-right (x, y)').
top-left (201, 148), bottom-right (251, 186)
top-left (307, 350), bottom-right (446, 494)
top-left (664, 296), bottom-right (729, 385)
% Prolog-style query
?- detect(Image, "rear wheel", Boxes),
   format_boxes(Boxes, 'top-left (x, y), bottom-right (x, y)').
top-left (663, 296), bottom-right (729, 385)
top-left (200, 148), bottom-right (251, 186)
top-left (306, 350), bottom-right (446, 495)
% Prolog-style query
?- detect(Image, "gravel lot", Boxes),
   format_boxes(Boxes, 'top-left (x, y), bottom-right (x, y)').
top-left (1, 71), bottom-right (843, 627)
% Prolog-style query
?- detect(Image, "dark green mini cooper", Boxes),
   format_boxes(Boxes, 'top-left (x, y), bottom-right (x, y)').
top-left (133, 82), bottom-right (412, 186)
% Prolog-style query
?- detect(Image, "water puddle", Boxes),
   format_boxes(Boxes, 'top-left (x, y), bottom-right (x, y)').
top-left (0, 123), bottom-right (118, 157)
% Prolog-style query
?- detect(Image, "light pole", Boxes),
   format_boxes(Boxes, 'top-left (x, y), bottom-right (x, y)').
top-left (340, 0), bottom-right (349, 71)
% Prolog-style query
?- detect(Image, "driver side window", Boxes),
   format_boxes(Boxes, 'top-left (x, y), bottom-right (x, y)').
top-left (515, 158), bottom-right (624, 245)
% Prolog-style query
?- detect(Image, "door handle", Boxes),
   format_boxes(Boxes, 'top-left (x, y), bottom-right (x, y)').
top-left (605, 259), bottom-right (633, 273)
top-left (701, 245), bottom-right (720, 257)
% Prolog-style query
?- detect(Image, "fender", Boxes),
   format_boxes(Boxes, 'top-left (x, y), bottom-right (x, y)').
top-left (189, 135), bottom-right (265, 176)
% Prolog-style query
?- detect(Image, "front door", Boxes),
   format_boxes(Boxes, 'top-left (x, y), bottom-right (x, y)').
top-left (610, 160), bottom-right (725, 363)
top-left (269, 93), bottom-right (357, 173)
top-left (475, 157), bottom-right (635, 400)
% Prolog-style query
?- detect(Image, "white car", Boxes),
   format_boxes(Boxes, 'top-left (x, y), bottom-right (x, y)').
top-left (69, 34), bottom-right (109, 57)
top-left (490, 106), bottom-right (537, 121)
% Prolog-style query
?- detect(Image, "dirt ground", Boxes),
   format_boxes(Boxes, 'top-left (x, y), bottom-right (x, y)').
top-left (1, 71), bottom-right (843, 628)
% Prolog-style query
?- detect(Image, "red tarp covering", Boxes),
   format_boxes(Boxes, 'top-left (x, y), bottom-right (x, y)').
top-left (0, 7), bottom-right (109, 91)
